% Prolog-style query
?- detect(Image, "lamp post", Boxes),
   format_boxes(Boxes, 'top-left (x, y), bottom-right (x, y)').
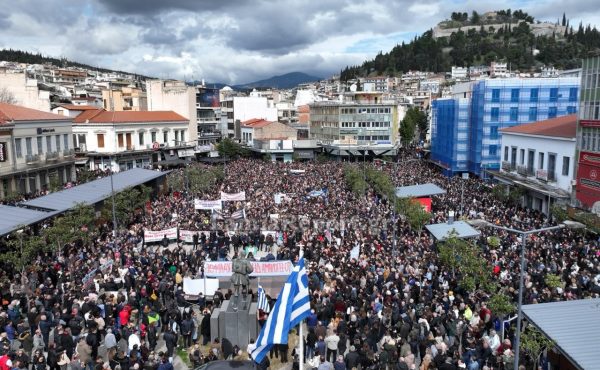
top-left (467, 219), bottom-right (584, 370)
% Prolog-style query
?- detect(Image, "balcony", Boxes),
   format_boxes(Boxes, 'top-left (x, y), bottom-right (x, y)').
top-left (527, 166), bottom-right (534, 176)
top-left (63, 149), bottom-right (75, 157)
top-left (46, 152), bottom-right (59, 161)
top-left (501, 161), bottom-right (514, 171)
top-left (25, 154), bottom-right (40, 164)
top-left (517, 165), bottom-right (528, 176)
top-left (536, 169), bottom-right (548, 181)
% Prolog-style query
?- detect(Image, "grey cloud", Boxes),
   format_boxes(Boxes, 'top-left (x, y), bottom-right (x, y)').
top-left (95, 0), bottom-right (246, 15)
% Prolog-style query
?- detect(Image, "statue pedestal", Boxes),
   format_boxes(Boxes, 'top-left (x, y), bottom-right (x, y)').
top-left (211, 297), bottom-right (258, 349)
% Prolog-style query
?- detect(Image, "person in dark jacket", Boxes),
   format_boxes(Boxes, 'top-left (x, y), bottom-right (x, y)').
top-left (345, 345), bottom-right (360, 369)
top-left (200, 312), bottom-right (211, 345)
top-left (180, 316), bottom-right (194, 348)
top-left (162, 329), bottom-right (177, 359)
top-left (38, 315), bottom-right (54, 351)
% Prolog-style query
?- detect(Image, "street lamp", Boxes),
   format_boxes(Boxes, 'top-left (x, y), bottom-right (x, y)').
top-left (467, 218), bottom-right (585, 370)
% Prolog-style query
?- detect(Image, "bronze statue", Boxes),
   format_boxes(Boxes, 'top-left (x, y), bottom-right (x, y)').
top-left (230, 252), bottom-right (253, 309)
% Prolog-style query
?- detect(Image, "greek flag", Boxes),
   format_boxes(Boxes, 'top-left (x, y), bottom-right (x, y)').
top-left (251, 258), bottom-right (311, 363)
top-left (257, 285), bottom-right (270, 313)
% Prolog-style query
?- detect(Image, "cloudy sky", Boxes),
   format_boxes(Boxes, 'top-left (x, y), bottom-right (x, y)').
top-left (1, 0), bottom-right (600, 84)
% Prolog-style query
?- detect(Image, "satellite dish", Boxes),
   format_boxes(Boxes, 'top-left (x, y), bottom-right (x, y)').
top-left (350, 84), bottom-right (357, 92)
top-left (592, 201), bottom-right (600, 216)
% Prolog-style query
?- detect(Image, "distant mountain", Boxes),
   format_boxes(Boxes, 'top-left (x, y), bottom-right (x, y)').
top-left (239, 72), bottom-right (322, 89)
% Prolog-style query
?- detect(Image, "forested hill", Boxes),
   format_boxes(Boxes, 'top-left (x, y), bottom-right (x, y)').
top-left (0, 49), bottom-right (150, 79)
top-left (340, 9), bottom-right (600, 80)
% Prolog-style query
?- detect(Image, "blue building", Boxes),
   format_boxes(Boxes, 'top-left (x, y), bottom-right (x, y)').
top-left (431, 78), bottom-right (580, 177)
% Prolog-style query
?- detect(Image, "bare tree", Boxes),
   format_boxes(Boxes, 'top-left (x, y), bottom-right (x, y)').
top-left (0, 87), bottom-right (18, 104)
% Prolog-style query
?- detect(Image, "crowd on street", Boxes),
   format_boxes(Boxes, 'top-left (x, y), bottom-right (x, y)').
top-left (0, 154), bottom-right (598, 370)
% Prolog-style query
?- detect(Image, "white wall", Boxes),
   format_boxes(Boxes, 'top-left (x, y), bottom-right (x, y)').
top-left (501, 133), bottom-right (576, 192)
top-left (0, 72), bottom-right (51, 112)
top-left (233, 97), bottom-right (278, 122)
top-left (146, 80), bottom-right (198, 142)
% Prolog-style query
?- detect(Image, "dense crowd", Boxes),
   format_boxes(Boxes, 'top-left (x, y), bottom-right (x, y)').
top-left (0, 155), bottom-right (598, 370)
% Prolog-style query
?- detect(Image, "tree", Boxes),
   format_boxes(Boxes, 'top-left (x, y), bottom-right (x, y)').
top-left (405, 200), bottom-right (431, 234)
top-left (544, 274), bottom-right (563, 289)
top-left (399, 113), bottom-right (416, 146)
top-left (216, 138), bottom-right (249, 158)
top-left (102, 185), bottom-right (151, 227)
top-left (562, 13), bottom-right (567, 27)
top-left (0, 87), bottom-right (18, 104)
top-left (439, 235), bottom-right (494, 291)
top-left (520, 325), bottom-right (554, 370)
top-left (471, 11), bottom-right (481, 25)
top-left (487, 292), bottom-right (515, 318)
top-left (44, 204), bottom-right (96, 252)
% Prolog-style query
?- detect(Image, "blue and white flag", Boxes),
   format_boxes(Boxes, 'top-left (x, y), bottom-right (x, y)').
top-left (290, 258), bottom-right (311, 328)
top-left (251, 258), bottom-right (311, 364)
top-left (257, 285), bottom-right (270, 313)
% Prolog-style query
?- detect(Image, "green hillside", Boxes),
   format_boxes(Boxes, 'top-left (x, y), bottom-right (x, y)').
top-left (340, 9), bottom-right (600, 80)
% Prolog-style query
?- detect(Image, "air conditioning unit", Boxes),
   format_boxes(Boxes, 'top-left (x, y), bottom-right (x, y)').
top-left (571, 179), bottom-right (577, 186)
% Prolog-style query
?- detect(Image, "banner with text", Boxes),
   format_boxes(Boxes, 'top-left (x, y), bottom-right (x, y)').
top-left (221, 191), bottom-right (246, 202)
top-left (144, 227), bottom-right (178, 242)
top-left (194, 199), bottom-right (222, 210)
top-left (204, 260), bottom-right (293, 277)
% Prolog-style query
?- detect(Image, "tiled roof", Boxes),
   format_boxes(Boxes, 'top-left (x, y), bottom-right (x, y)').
top-left (297, 105), bottom-right (310, 113)
top-left (241, 118), bottom-right (273, 128)
top-left (500, 114), bottom-right (577, 138)
top-left (57, 104), bottom-right (100, 111)
top-left (0, 103), bottom-right (68, 124)
top-left (73, 109), bottom-right (187, 124)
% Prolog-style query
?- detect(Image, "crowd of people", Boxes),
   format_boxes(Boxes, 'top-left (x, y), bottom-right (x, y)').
top-left (0, 154), bottom-right (598, 370)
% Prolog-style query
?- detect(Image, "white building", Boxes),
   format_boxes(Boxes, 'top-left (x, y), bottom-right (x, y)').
top-left (0, 103), bottom-right (75, 198)
top-left (494, 114), bottom-right (577, 214)
top-left (0, 71), bottom-right (51, 112)
top-left (71, 109), bottom-right (190, 172)
top-left (52, 104), bottom-right (102, 118)
top-left (146, 80), bottom-right (198, 143)
top-left (451, 66), bottom-right (468, 80)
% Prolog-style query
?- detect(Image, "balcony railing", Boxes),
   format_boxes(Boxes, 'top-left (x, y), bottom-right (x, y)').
top-left (26, 154), bottom-right (40, 164)
top-left (46, 152), bottom-right (59, 161)
top-left (547, 171), bottom-right (556, 182)
top-left (63, 149), bottom-right (75, 157)
top-left (517, 165), bottom-right (528, 176)
top-left (501, 161), bottom-right (514, 171)
top-left (527, 166), bottom-right (534, 176)
top-left (536, 169), bottom-right (548, 181)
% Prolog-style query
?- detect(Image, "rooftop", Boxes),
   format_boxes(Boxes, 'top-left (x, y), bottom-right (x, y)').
top-left (500, 114), bottom-right (577, 139)
top-left (57, 104), bottom-right (100, 111)
top-left (522, 298), bottom-right (600, 370)
top-left (0, 103), bottom-right (69, 124)
top-left (425, 221), bottom-right (481, 241)
top-left (395, 183), bottom-right (447, 198)
top-left (241, 118), bottom-right (273, 128)
top-left (73, 109), bottom-right (187, 124)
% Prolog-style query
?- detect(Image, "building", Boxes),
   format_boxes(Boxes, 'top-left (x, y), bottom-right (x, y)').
top-left (0, 103), bottom-right (76, 198)
top-left (219, 94), bottom-right (278, 140)
top-left (491, 115), bottom-right (577, 214)
top-left (451, 66), bottom-right (468, 80)
top-left (71, 109), bottom-right (191, 171)
top-left (52, 104), bottom-right (101, 118)
top-left (0, 70), bottom-right (51, 112)
top-left (490, 62), bottom-right (509, 77)
top-left (309, 92), bottom-right (400, 157)
top-left (240, 118), bottom-right (300, 162)
top-left (195, 86), bottom-right (221, 145)
top-left (102, 86), bottom-right (147, 112)
top-left (431, 78), bottom-right (579, 176)
top-left (575, 56), bottom-right (600, 210)
top-left (146, 80), bottom-right (198, 143)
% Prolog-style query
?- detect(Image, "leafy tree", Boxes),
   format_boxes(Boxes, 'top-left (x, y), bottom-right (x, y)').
top-left (102, 185), bottom-right (151, 227)
top-left (405, 200), bottom-right (431, 233)
top-left (344, 165), bottom-right (368, 197)
top-left (550, 204), bottom-right (568, 223)
top-left (520, 325), bottom-right (554, 370)
top-left (400, 114), bottom-right (416, 146)
top-left (216, 138), bottom-right (249, 158)
top-left (439, 235), bottom-right (494, 291)
top-left (544, 274), bottom-right (563, 289)
top-left (44, 204), bottom-right (95, 252)
top-left (487, 292), bottom-right (515, 318)
top-left (471, 11), bottom-right (481, 25)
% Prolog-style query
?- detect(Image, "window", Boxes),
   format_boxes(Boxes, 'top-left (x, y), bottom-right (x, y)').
top-left (37, 137), bottom-right (43, 154)
top-left (63, 134), bottom-right (69, 150)
top-left (511, 147), bottom-right (517, 165)
top-left (56, 135), bottom-right (61, 151)
top-left (151, 131), bottom-right (157, 143)
top-left (174, 130), bottom-right (179, 143)
top-left (139, 132), bottom-right (145, 146)
top-left (548, 106), bottom-right (557, 119)
top-left (539, 152), bottom-right (545, 169)
top-left (491, 107), bottom-right (499, 121)
top-left (46, 136), bottom-right (52, 152)
top-left (529, 107), bottom-right (537, 121)
top-left (510, 107), bottom-right (518, 121)
top-left (97, 134), bottom-right (105, 148)
top-left (490, 126), bottom-right (498, 140)
top-left (520, 149), bottom-right (525, 165)
top-left (567, 106), bottom-right (576, 114)
top-left (530, 88), bottom-right (539, 102)
top-left (15, 138), bottom-right (22, 158)
top-left (163, 131), bottom-right (168, 143)
top-left (569, 87), bottom-right (578, 102)
top-left (25, 137), bottom-right (32, 156)
top-left (180, 130), bottom-right (185, 142)
top-left (491, 89), bottom-right (500, 102)
top-left (511, 89), bottom-right (519, 102)
top-left (504, 146), bottom-right (509, 161)
top-left (117, 133), bottom-right (124, 148)
top-left (562, 156), bottom-right (570, 176)
top-left (550, 88), bottom-right (558, 102)
top-left (548, 153), bottom-right (556, 178)
top-left (489, 145), bottom-right (497, 156)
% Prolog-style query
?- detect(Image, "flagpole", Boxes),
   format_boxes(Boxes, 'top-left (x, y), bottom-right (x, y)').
top-left (299, 248), bottom-right (305, 370)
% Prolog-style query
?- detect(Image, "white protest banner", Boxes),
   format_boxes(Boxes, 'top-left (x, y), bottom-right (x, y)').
top-left (221, 191), bottom-right (246, 202)
top-left (349, 244), bottom-right (360, 260)
top-left (144, 227), bottom-right (178, 243)
top-left (179, 230), bottom-right (212, 243)
top-left (261, 230), bottom-right (278, 239)
top-left (204, 260), bottom-right (293, 277)
top-left (194, 199), bottom-right (222, 210)
top-left (289, 169), bottom-right (306, 174)
top-left (183, 277), bottom-right (220, 296)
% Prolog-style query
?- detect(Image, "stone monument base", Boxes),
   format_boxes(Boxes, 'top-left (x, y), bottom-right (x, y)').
top-left (210, 296), bottom-right (258, 349)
